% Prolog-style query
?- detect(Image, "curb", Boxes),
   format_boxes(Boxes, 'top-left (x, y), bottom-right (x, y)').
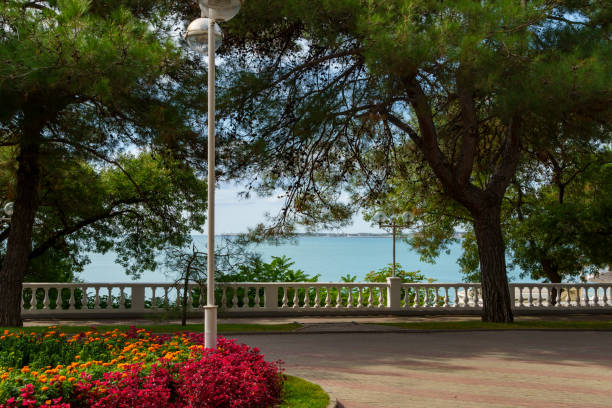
top-left (323, 387), bottom-right (340, 408)
top-left (221, 328), bottom-right (612, 336)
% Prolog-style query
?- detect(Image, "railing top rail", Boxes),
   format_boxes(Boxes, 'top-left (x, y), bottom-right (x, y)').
top-left (22, 281), bottom-right (611, 288)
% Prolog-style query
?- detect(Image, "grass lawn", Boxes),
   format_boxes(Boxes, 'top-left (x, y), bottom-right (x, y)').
top-left (371, 320), bottom-right (612, 330)
top-left (279, 375), bottom-right (330, 408)
top-left (1, 323), bottom-right (303, 334)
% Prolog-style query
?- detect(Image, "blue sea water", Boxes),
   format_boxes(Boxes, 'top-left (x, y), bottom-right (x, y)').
top-left (79, 236), bottom-right (523, 283)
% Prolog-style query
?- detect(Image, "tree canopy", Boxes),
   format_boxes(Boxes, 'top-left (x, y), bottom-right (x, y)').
top-left (214, 0), bottom-right (611, 321)
top-left (0, 0), bottom-right (210, 325)
top-left (0, 151), bottom-right (207, 282)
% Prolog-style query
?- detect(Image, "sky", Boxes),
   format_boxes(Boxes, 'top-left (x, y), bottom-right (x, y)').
top-left (214, 182), bottom-right (379, 234)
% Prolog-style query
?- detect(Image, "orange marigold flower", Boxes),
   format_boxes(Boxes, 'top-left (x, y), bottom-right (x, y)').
top-left (58, 376), bottom-right (66, 382)
top-left (68, 377), bottom-right (76, 382)
top-left (20, 367), bottom-right (30, 373)
top-left (41, 386), bottom-right (49, 391)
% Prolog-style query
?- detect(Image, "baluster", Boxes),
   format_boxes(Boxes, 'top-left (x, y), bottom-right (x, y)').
top-left (413, 287), bottom-right (419, 308)
top-left (229, 285), bottom-right (237, 308)
top-left (378, 286), bottom-right (385, 308)
top-left (593, 287), bottom-right (599, 307)
top-left (81, 286), bottom-right (88, 310)
top-left (423, 286), bottom-right (429, 308)
top-left (367, 286), bottom-right (374, 308)
top-left (161, 287), bottom-right (168, 309)
top-left (336, 286), bottom-right (343, 308)
top-left (443, 287), bottom-right (449, 307)
top-left (53, 288), bottom-right (60, 310)
top-left (220, 286), bottom-right (226, 308)
top-left (67, 287), bottom-right (75, 310)
top-left (314, 287), bottom-right (320, 308)
top-left (536, 287), bottom-right (542, 307)
top-left (325, 287), bottom-right (331, 308)
top-left (303, 286), bottom-right (310, 308)
top-left (186, 287), bottom-right (193, 310)
top-left (42, 288), bottom-right (50, 310)
top-left (282, 287), bottom-right (288, 308)
top-left (452, 287), bottom-right (458, 308)
top-left (254, 287), bottom-right (261, 308)
top-left (150, 287), bottom-right (157, 309)
top-left (603, 286), bottom-right (609, 307)
top-left (175, 287), bottom-right (181, 307)
top-left (292, 286), bottom-right (299, 308)
top-left (433, 287), bottom-right (439, 308)
top-left (347, 287), bottom-right (353, 308)
top-left (357, 287), bottom-right (363, 308)
top-left (93, 287), bottom-right (101, 309)
top-left (119, 287), bottom-right (125, 309)
top-left (104, 287), bottom-right (110, 308)
top-left (241, 286), bottom-right (248, 307)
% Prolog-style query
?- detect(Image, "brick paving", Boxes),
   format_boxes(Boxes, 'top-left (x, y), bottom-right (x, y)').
top-left (232, 331), bottom-right (612, 408)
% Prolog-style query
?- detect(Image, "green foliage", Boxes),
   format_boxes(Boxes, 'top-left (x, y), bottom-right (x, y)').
top-left (0, 152), bottom-right (207, 281)
top-left (365, 263), bottom-right (428, 283)
top-left (340, 274), bottom-right (357, 283)
top-left (224, 255), bottom-right (320, 283)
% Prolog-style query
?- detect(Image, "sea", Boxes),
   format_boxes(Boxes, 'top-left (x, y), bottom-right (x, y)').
top-left (79, 235), bottom-right (527, 283)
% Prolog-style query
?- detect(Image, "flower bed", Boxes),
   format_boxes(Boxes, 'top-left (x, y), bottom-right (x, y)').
top-left (0, 327), bottom-right (283, 407)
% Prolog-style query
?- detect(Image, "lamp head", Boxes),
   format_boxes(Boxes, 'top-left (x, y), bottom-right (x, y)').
top-left (401, 211), bottom-right (413, 224)
top-left (3, 202), bottom-right (13, 217)
top-left (372, 211), bottom-right (386, 225)
top-left (185, 18), bottom-right (223, 54)
top-left (199, 0), bottom-right (242, 22)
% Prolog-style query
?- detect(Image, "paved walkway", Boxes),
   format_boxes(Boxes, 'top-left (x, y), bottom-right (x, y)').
top-left (233, 331), bottom-right (612, 408)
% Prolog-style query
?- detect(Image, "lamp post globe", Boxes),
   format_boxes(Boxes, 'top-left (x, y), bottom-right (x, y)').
top-left (372, 211), bottom-right (386, 227)
top-left (401, 211), bottom-right (413, 225)
top-left (199, 0), bottom-right (242, 22)
top-left (185, 18), bottom-right (223, 54)
top-left (3, 202), bottom-right (14, 217)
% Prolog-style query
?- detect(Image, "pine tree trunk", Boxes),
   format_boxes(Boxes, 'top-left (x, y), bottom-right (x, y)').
top-left (473, 206), bottom-right (514, 323)
top-left (0, 138), bottom-right (41, 327)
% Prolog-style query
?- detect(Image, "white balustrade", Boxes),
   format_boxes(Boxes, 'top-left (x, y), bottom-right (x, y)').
top-left (20, 281), bottom-right (612, 316)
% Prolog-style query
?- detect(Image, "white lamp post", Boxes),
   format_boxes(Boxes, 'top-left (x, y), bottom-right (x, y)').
top-left (372, 211), bottom-right (413, 278)
top-left (185, 0), bottom-right (242, 350)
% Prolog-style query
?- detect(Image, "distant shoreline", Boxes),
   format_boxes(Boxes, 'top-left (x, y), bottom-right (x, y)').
top-left (214, 233), bottom-right (465, 238)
